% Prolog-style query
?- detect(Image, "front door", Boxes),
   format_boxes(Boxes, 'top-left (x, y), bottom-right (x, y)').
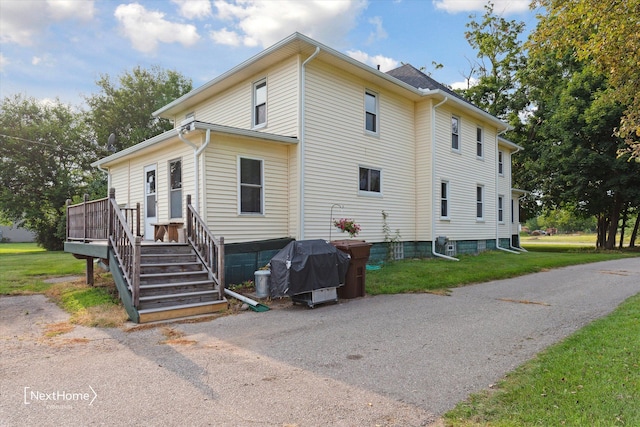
top-left (144, 164), bottom-right (157, 240)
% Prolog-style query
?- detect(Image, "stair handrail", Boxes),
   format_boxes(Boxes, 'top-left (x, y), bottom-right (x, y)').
top-left (107, 189), bottom-right (141, 307)
top-left (186, 195), bottom-right (225, 300)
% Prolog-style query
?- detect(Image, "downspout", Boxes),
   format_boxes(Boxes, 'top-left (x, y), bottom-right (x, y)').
top-left (299, 46), bottom-right (321, 240)
top-left (508, 145), bottom-right (527, 252)
top-left (430, 96), bottom-right (459, 261)
top-left (495, 130), bottom-right (519, 254)
top-left (178, 127), bottom-right (210, 213)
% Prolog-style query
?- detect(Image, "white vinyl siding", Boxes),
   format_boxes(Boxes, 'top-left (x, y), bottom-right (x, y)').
top-left (179, 56), bottom-right (299, 136)
top-left (301, 60), bottom-right (415, 241)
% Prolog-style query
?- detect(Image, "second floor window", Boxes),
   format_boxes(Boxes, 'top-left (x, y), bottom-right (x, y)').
top-left (452, 116), bottom-right (460, 151)
top-left (476, 127), bottom-right (483, 158)
top-left (253, 79), bottom-right (266, 127)
top-left (498, 150), bottom-right (504, 175)
top-left (365, 91), bottom-right (378, 133)
top-left (359, 166), bottom-right (381, 193)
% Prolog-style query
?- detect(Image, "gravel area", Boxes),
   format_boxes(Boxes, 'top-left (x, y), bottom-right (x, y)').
top-left (1, 257), bottom-right (639, 426)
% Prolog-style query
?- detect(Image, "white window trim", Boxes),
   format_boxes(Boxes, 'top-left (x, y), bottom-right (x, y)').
top-left (358, 165), bottom-right (383, 197)
top-left (476, 184), bottom-right (484, 221)
top-left (498, 195), bottom-right (505, 224)
top-left (252, 78), bottom-right (267, 129)
top-left (238, 156), bottom-right (265, 216)
top-left (364, 89), bottom-right (379, 135)
top-left (498, 150), bottom-right (504, 176)
top-left (440, 180), bottom-right (450, 220)
top-left (451, 115), bottom-right (460, 152)
top-left (476, 126), bottom-right (484, 159)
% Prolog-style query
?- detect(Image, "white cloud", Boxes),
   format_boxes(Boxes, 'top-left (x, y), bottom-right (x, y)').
top-left (210, 28), bottom-right (243, 46)
top-left (172, 0), bottom-right (213, 19)
top-left (114, 3), bottom-right (201, 53)
top-left (0, 0), bottom-right (95, 45)
top-left (449, 77), bottom-right (478, 90)
top-left (211, 0), bottom-right (367, 48)
top-left (47, 0), bottom-right (95, 21)
top-left (0, 53), bottom-right (8, 72)
top-left (31, 54), bottom-right (55, 67)
top-left (433, 0), bottom-right (530, 14)
top-left (367, 16), bottom-right (387, 44)
top-left (346, 50), bottom-right (399, 72)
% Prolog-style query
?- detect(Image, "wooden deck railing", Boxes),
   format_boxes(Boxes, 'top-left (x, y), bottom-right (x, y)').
top-left (186, 195), bottom-right (225, 299)
top-left (66, 194), bottom-right (140, 241)
top-left (107, 190), bottom-right (141, 307)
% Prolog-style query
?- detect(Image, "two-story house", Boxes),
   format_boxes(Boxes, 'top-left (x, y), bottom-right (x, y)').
top-left (92, 32), bottom-right (523, 284)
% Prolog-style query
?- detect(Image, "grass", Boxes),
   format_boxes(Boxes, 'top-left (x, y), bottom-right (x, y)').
top-left (366, 249), bottom-right (638, 295)
top-left (0, 243), bottom-right (126, 327)
top-left (443, 292), bottom-right (640, 426)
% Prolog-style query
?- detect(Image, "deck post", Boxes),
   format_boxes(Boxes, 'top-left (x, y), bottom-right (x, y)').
top-left (83, 194), bottom-right (89, 242)
top-left (133, 236), bottom-right (141, 307)
top-left (135, 202), bottom-right (141, 237)
top-left (86, 257), bottom-right (94, 286)
top-left (108, 188), bottom-right (115, 239)
top-left (218, 236), bottom-right (225, 300)
top-left (65, 199), bottom-right (71, 241)
top-left (186, 195), bottom-right (192, 238)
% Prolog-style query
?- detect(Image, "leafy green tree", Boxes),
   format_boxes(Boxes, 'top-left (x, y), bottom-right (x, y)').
top-left (532, 0), bottom-right (640, 159)
top-left (0, 95), bottom-right (94, 250)
top-left (460, 2), bottom-right (528, 123)
top-left (85, 66), bottom-right (192, 153)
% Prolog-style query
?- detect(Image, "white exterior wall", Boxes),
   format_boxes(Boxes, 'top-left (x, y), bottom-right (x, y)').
top-left (302, 61), bottom-right (416, 242)
top-left (173, 57), bottom-right (299, 137)
top-left (433, 105), bottom-right (500, 242)
top-left (415, 100), bottom-right (433, 241)
top-left (497, 147), bottom-right (513, 239)
top-left (107, 140), bottom-right (196, 238)
top-left (202, 136), bottom-right (290, 244)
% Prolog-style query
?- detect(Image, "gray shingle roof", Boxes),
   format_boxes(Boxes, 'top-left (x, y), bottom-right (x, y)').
top-left (386, 63), bottom-right (469, 103)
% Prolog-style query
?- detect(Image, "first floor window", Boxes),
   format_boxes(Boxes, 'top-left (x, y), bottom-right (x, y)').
top-left (498, 195), bottom-right (504, 222)
top-left (441, 181), bottom-right (449, 218)
top-left (511, 199), bottom-right (515, 223)
top-left (359, 167), bottom-right (381, 193)
top-left (240, 157), bottom-right (263, 214)
top-left (169, 159), bottom-right (182, 218)
top-left (476, 185), bottom-right (484, 220)
top-left (452, 116), bottom-right (460, 151)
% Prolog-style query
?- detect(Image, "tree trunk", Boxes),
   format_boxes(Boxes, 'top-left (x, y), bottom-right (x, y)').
top-left (619, 206), bottom-right (628, 249)
top-left (596, 214), bottom-right (607, 248)
top-left (605, 194), bottom-right (622, 250)
top-left (630, 214), bottom-right (640, 248)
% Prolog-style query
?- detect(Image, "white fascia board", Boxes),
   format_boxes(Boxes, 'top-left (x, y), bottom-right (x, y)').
top-left (498, 136), bottom-right (524, 152)
top-left (91, 123), bottom-right (298, 168)
top-left (420, 88), bottom-right (512, 131)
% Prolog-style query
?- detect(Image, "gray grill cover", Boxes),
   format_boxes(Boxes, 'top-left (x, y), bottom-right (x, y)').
top-left (269, 239), bottom-right (350, 297)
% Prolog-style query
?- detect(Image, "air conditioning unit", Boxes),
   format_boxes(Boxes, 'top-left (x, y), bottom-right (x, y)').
top-left (446, 241), bottom-right (457, 257)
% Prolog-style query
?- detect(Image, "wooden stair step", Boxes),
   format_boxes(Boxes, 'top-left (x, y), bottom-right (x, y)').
top-left (139, 289), bottom-right (217, 302)
top-left (139, 280), bottom-right (214, 290)
top-left (137, 299), bottom-right (228, 323)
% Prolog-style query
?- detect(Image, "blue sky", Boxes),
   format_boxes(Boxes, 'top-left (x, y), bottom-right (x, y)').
top-left (0, 0), bottom-right (539, 107)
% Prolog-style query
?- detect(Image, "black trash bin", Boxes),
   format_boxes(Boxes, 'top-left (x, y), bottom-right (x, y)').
top-left (330, 240), bottom-right (371, 299)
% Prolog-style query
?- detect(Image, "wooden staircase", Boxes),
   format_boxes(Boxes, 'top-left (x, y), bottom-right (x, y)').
top-left (136, 243), bottom-right (227, 323)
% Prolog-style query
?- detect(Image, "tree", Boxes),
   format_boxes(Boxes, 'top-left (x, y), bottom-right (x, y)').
top-left (85, 66), bottom-right (192, 153)
top-left (532, 0), bottom-right (640, 159)
top-left (460, 2), bottom-right (528, 123)
top-left (0, 95), bottom-right (94, 250)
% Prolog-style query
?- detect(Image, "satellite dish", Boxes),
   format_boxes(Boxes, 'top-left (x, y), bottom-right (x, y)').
top-left (107, 133), bottom-right (116, 153)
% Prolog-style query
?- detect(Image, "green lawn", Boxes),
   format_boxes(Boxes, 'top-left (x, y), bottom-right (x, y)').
top-left (366, 248), bottom-right (637, 295)
top-left (444, 292), bottom-right (640, 426)
top-left (0, 243), bottom-right (86, 294)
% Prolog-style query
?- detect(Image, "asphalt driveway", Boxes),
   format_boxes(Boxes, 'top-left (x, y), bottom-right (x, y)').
top-left (1, 257), bottom-right (639, 426)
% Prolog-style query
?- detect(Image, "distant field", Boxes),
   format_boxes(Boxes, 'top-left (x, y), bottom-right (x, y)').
top-left (521, 233), bottom-right (597, 245)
